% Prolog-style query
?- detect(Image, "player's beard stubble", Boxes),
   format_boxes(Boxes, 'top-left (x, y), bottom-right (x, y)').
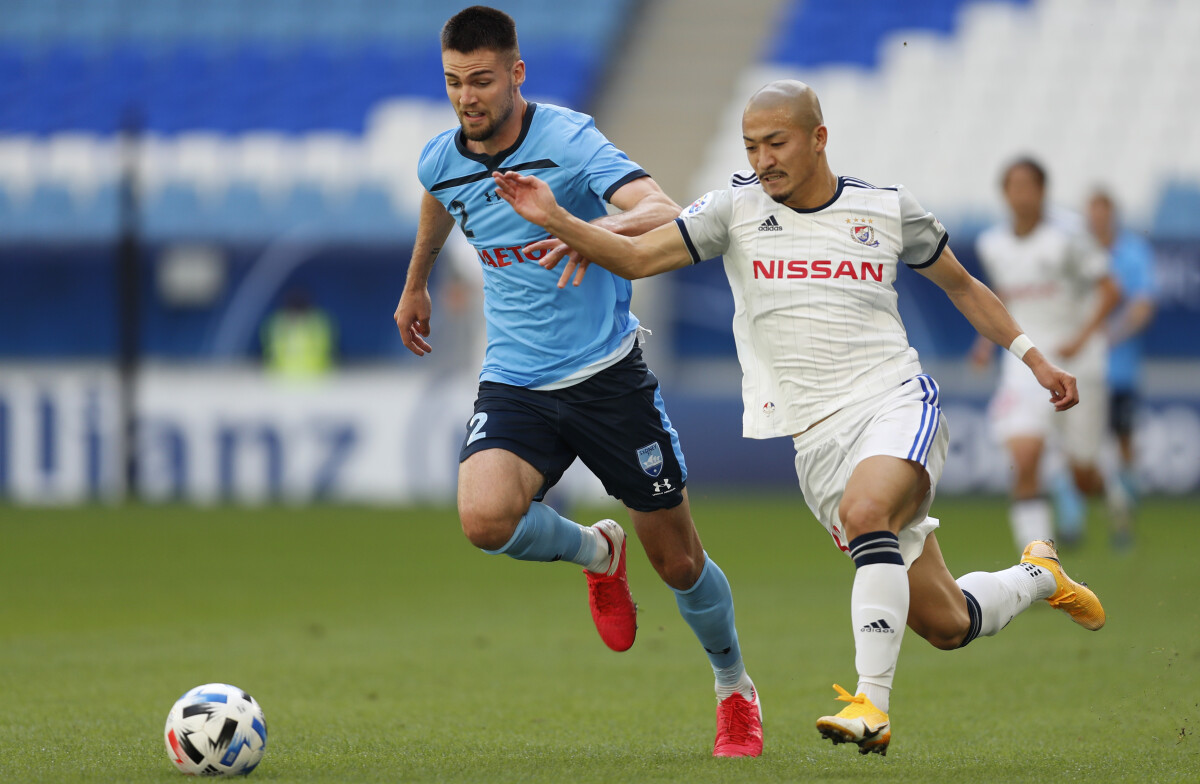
top-left (458, 89), bottom-right (515, 143)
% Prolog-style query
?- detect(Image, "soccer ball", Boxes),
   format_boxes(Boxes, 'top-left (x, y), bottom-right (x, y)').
top-left (164, 683), bottom-right (268, 776)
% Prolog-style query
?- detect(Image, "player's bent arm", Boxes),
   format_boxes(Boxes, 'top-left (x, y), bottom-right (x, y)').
top-left (402, 191), bottom-right (456, 290)
top-left (916, 245), bottom-right (1026, 351)
top-left (530, 175), bottom-right (681, 287)
top-left (493, 170), bottom-right (692, 279)
top-left (394, 191), bottom-right (456, 356)
top-left (545, 209), bottom-right (694, 280)
top-left (597, 176), bottom-right (682, 237)
top-left (1109, 296), bottom-right (1156, 343)
top-left (918, 245), bottom-right (1078, 408)
top-left (1062, 275), bottom-right (1120, 355)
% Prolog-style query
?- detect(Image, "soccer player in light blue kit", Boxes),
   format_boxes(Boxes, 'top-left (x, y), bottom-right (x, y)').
top-left (392, 6), bottom-right (762, 756)
top-left (1088, 189), bottom-right (1157, 548)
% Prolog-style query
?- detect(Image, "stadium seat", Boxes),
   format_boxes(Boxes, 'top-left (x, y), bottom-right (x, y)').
top-left (143, 183), bottom-right (210, 240)
top-left (213, 182), bottom-right (275, 240)
top-left (1153, 182), bottom-right (1200, 239)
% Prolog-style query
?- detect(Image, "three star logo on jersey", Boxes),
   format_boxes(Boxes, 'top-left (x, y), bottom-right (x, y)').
top-left (852, 224), bottom-right (880, 247)
top-left (636, 442), bottom-right (664, 477)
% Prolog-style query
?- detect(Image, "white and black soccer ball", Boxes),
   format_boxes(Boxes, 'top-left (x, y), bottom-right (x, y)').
top-left (164, 683), bottom-right (268, 776)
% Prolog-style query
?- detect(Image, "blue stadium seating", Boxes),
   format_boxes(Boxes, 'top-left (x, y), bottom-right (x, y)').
top-left (770, 0), bottom-right (1029, 68)
top-left (0, 0), bottom-right (636, 244)
top-left (0, 0), bottom-right (634, 135)
top-left (1153, 183), bottom-right (1200, 239)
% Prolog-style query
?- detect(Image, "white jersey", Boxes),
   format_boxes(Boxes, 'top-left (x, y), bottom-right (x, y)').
top-left (975, 216), bottom-right (1109, 380)
top-left (675, 172), bottom-right (949, 438)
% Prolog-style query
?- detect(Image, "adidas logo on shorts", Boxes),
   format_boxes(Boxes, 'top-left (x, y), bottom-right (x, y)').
top-left (757, 215), bottom-right (783, 231)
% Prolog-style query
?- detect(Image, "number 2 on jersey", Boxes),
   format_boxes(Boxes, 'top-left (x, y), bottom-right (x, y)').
top-left (449, 199), bottom-right (475, 239)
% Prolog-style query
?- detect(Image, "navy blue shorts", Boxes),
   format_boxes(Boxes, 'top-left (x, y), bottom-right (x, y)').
top-left (459, 346), bottom-right (688, 512)
top-left (1109, 389), bottom-right (1137, 437)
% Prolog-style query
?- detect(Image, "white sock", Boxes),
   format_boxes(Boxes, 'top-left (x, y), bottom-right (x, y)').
top-left (581, 526), bottom-right (611, 573)
top-left (715, 669), bottom-right (754, 703)
top-left (956, 563), bottom-right (1056, 639)
top-left (850, 560), bottom-right (907, 714)
top-left (1010, 499), bottom-right (1053, 553)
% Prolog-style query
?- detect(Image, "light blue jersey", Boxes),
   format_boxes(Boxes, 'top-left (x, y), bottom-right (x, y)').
top-left (418, 103), bottom-right (648, 388)
top-left (1107, 231), bottom-right (1156, 390)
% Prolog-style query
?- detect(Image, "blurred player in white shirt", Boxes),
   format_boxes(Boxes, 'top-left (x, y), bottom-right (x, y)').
top-left (492, 80), bottom-right (1106, 757)
top-left (973, 160), bottom-right (1120, 551)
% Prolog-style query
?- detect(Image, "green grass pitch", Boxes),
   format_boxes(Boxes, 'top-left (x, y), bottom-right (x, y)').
top-left (2, 495), bottom-right (1198, 783)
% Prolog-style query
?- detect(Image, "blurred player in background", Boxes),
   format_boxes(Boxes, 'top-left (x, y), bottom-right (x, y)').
top-left (492, 79), bottom-right (1105, 758)
top-left (1088, 189), bottom-right (1157, 548)
top-left (392, 6), bottom-right (762, 756)
top-left (973, 159), bottom-right (1120, 551)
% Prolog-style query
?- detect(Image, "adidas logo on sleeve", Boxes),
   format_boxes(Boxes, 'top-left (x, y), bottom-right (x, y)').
top-left (757, 215), bottom-right (783, 231)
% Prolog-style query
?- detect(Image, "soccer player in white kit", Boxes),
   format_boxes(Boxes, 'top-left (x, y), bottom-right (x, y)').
top-left (491, 80), bottom-right (1106, 757)
top-left (973, 159), bottom-right (1121, 551)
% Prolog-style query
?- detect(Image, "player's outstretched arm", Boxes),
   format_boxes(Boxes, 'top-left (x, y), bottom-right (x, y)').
top-left (491, 171), bottom-right (693, 280)
top-left (527, 177), bottom-right (682, 288)
top-left (394, 191), bottom-right (456, 356)
top-left (917, 245), bottom-right (1079, 411)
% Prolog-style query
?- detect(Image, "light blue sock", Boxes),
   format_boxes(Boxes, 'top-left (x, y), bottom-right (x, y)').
top-left (673, 555), bottom-right (744, 692)
top-left (483, 501), bottom-right (602, 566)
top-left (1051, 470), bottom-right (1085, 543)
top-left (1118, 468), bottom-right (1139, 507)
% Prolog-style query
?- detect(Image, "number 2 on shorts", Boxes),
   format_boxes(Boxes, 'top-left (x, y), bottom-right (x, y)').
top-left (466, 412), bottom-right (488, 445)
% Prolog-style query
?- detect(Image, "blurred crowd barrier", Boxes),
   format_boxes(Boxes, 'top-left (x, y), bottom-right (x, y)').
top-left (2, 364), bottom-right (1198, 504)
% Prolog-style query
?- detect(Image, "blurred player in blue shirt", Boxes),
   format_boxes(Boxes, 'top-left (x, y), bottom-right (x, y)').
top-left (392, 6), bottom-right (761, 756)
top-left (1088, 190), bottom-right (1157, 548)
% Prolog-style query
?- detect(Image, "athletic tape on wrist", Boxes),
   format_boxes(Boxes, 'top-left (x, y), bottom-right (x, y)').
top-left (1008, 333), bottom-right (1035, 361)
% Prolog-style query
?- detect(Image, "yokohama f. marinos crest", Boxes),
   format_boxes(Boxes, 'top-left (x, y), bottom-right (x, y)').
top-left (852, 224), bottom-right (880, 247)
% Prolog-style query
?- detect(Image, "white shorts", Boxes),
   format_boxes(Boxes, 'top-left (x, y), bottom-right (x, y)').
top-left (792, 374), bottom-right (949, 568)
top-left (989, 358), bottom-right (1107, 466)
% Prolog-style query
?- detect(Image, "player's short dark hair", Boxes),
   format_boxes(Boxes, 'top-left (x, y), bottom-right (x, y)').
top-left (1002, 156), bottom-right (1048, 190)
top-left (441, 6), bottom-right (520, 61)
top-left (1089, 188), bottom-right (1116, 210)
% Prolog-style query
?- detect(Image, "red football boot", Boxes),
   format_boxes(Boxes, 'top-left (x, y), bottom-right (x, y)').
top-left (714, 685), bottom-right (763, 757)
top-left (585, 519), bottom-right (637, 652)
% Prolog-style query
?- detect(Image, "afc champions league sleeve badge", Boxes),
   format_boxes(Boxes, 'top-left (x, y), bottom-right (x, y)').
top-left (685, 192), bottom-right (713, 215)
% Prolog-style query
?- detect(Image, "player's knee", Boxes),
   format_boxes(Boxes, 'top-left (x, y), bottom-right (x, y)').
top-left (649, 549), bottom-right (704, 591)
top-left (839, 496), bottom-right (891, 541)
top-left (912, 605), bottom-right (971, 650)
top-left (925, 630), bottom-right (966, 651)
top-left (458, 501), bottom-right (521, 551)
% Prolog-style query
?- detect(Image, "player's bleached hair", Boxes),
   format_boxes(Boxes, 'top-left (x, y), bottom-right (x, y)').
top-left (441, 6), bottom-right (520, 62)
top-left (1002, 156), bottom-right (1048, 190)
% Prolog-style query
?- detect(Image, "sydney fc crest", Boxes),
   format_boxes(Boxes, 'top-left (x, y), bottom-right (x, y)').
top-left (636, 442), bottom-right (665, 477)
top-left (852, 224), bottom-right (880, 247)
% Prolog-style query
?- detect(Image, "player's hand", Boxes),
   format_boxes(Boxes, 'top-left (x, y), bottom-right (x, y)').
top-left (394, 287), bottom-right (433, 356)
top-left (524, 237), bottom-right (592, 288)
top-left (492, 170), bottom-right (557, 228)
top-left (1029, 354), bottom-right (1079, 411)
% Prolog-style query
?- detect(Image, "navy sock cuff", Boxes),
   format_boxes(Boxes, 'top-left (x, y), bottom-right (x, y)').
top-left (957, 589), bottom-right (983, 649)
top-left (848, 530), bottom-right (904, 567)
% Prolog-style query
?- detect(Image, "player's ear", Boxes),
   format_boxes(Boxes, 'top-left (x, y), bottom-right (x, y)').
top-left (511, 58), bottom-right (525, 90)
top-left (813, 124), bottom-right (828, 153)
